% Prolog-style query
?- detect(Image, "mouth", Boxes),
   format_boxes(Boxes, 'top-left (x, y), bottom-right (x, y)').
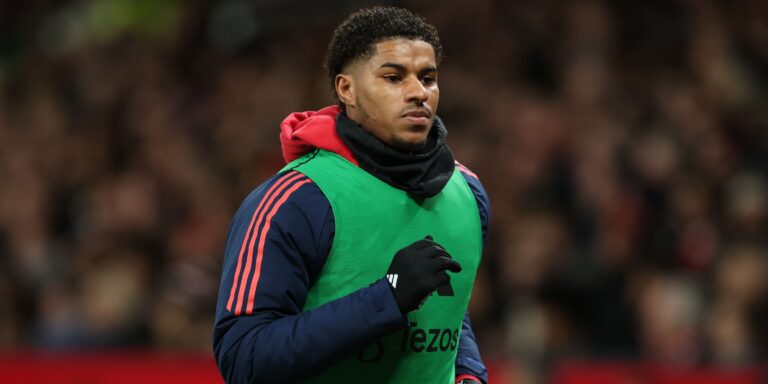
top-left (402, 110), bottom-right (432, 126)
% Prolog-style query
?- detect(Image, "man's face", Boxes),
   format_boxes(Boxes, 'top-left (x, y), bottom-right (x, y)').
top-left (337, 38), bottom-right (439, 151)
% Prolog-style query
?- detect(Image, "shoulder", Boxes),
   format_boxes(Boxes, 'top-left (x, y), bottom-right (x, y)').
top-left (227, 170), bottom-right (335, 286)
top-left (454, 161), bottom-right (491, 245)
top-left (236, 170), bottom-right (327, 221)
top-left (454, 161), bottom-right (489, 210)
top-left (231, 170), bottom-right (333, 251)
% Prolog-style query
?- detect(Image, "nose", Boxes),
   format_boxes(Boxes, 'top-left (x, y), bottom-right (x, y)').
top-left (405, 77), bottom-right (429, 104)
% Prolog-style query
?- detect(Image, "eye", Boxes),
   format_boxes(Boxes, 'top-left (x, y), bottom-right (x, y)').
top-left (383, 74), bottom-right (401, 83)
top-left (421, 76), bottom-right (436, 86)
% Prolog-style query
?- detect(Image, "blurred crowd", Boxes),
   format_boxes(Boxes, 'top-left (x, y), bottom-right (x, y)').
top-left (1, 0), bottom-right (767, 380)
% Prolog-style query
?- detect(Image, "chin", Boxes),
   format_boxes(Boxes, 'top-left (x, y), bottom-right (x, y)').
top-left (389, 135), bottom-right (428, 153)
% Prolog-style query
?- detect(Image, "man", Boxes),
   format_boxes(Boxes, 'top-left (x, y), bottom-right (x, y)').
top-left (213, 7), bottom-right (490, 384)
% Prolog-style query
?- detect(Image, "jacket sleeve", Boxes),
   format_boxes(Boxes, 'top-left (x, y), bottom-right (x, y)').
top-left (212, 171), bottom-right (407, 384)
top-left (455, 164), bottom-right (491, 383)
top-left (455, 312), bottom-right (489, 383)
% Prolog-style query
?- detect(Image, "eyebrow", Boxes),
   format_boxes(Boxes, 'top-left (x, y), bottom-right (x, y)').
top-left (379, 63), bottom-right (438, 74)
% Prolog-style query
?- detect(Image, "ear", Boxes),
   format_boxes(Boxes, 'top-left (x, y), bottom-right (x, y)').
top-left (335, 74), bottom-right (356, 108)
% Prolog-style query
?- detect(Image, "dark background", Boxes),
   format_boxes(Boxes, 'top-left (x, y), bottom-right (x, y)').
top-left (1, 0), bottom-right (767, 382)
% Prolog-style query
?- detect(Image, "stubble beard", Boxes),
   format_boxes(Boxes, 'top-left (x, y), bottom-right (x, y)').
top-left (355, 100), bottom-right (429, 154)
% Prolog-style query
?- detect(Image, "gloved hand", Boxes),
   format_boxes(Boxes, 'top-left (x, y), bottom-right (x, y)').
top-left (386, 236), bottom-right (462, 314)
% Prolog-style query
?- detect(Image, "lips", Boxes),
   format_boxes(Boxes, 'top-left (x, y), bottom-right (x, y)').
top-left (403, 110), bottom-right (432, 125)
top-left (403, 110), bottom-right (431, 118)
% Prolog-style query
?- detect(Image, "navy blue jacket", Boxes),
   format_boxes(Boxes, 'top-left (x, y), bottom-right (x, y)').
top-left (213, 167), bottom-right (490, 383)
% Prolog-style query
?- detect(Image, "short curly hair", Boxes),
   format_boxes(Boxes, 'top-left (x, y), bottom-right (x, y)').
top-left (324, 6), bottom-right (444, 101)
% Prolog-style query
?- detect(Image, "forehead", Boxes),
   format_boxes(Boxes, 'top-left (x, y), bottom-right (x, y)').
top-left (366, 38), bottom-right (436, 68)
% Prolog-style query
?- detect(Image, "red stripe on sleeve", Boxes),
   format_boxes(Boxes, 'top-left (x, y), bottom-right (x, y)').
top-left (455, 374), bottom-right (482, 383)
top-left (226, 171), bottom-right (301, 312)
top-left (230, 172), bottom-right (306, 314)
top-left (244, 179), bottom-right (314, 315)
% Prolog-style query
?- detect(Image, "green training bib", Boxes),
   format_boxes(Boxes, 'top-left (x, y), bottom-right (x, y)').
top-left (282, 149), bottom-right (482, 383)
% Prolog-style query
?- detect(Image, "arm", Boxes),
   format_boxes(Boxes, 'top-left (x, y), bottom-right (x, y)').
top-left (455, 312), bottom-right (488, 383)
top-left (455, 163), bottom-right (492, 383)
top-left (213, 171), bottom-right (406, 383)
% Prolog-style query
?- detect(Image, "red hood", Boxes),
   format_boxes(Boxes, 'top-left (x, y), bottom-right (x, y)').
top-left (279, 105), bottom-right (358, 165)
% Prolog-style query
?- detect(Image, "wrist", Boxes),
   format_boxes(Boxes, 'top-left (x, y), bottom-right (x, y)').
top-left (375, 278), bottom-right (408, 323)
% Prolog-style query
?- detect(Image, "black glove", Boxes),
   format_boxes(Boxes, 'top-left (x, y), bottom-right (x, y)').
top-left (386, 236), bottom-right (462, 314)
